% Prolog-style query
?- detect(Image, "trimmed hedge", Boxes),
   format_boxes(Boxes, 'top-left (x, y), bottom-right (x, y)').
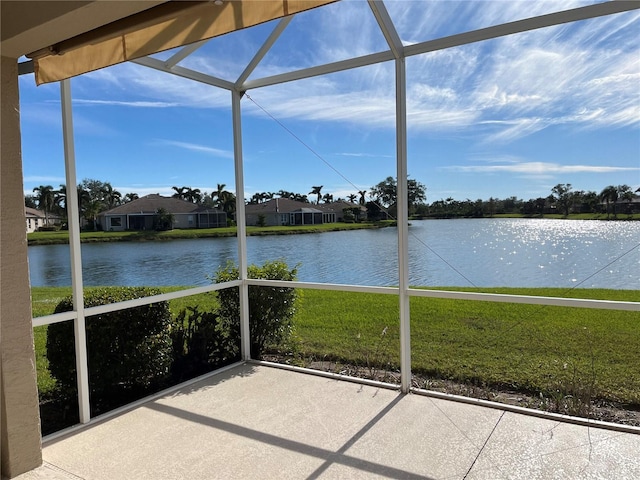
top-left (214, 260), bottom-right (299, 359)
top-left (47, 287), bottom-right (173, 401)
top-left (170, 306), bottom-right (239, 381)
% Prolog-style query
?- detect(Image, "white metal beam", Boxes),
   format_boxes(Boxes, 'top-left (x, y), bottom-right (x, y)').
top-left (404, 1), bottom-right (640, 58)
top-left (132, 56), bottom-right (235, 90)
top-left (60, 79), bottom-right (91, 424)
top-left (407, 288), bottom-right (640, 312)
top-left (34, 280), bottom-right (638, 331)
top-left (164, 39), bottom-right (209, 69)
top-left (394, 57), bottom-right (411, 393)
top-left (235, 16), bottom-right (292, 90)
top-left (368, 0), bottom-right (404, 59)
top-left (242, 50), bottom-right (395, 90)
top-left (240, 1), bottom-right (639, 92)
top-left (232, 90), bottom-right (251, 360)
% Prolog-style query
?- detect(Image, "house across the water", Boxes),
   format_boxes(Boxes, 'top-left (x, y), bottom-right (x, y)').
top-left (25, 207), bottom-right (60, 233)
top-left (243, 198), bottom-right (365, 226)
top-left (98, 194), bottom-right (226, 231)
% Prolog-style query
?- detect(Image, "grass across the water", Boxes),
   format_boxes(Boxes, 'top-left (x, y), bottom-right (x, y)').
top-left (27, 222), bottom-right (395, 245)
top-left (32, 286), bottom-right (640, 408)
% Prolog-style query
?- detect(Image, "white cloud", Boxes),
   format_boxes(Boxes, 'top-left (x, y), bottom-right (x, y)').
top-left (73, 99), bottom-right (180, 108)
top-left (78, 62), bottom-right (230, 110)
top-left (24, 175), bottom-right (65, 184)
top-left (154, 139), bottom-right (234, 159)
top-left (444, 161), bottom-right (640, 174)
top-left (22, 102), bottom-right (118, 136)
top-left (335, 152), bottom-right (393, 158)
top-left (19, 104), bottom-right (62, 128)
top-left (62, 2), bottom-right (639, 144)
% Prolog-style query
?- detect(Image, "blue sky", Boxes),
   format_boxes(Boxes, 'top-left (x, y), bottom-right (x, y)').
top-left (19, 1), bottom-right (640, 204)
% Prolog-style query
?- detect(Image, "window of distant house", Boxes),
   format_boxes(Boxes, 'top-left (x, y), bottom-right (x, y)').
top-left (188, 215), bottom-right (194, 225)
top-left (281, 214), bottom-right (288, 225)
top-left (110, 217), bottom-right (122, 227)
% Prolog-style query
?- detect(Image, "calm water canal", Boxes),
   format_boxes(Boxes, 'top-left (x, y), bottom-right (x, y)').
top-left (28, 219), bottom-right (640, 289)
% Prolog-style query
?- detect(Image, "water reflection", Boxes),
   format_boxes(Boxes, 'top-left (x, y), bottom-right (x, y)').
top-left (28, 219), bottom-right (639, 289)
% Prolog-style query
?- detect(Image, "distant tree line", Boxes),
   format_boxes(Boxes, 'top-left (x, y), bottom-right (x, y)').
top-left (425, 184), bottom-right (638, 219)
top-left (26, 179), bottom-right (236, 231)
top-left (26, 178), bottom-right (638, 231)
top-left (27, 179), bottom-right (127, 230)
top-left (170, 183), bottom-right (236, 216)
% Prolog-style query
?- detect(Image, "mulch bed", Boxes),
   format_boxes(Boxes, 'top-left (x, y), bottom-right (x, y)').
top-left (263, 355), bottom-right (640, 428)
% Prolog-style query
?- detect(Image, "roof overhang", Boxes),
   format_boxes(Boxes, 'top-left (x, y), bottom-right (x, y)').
top-left (1, 1), bottom-right (167, 58)
top-left (13, 0), bottom-right (336, 85)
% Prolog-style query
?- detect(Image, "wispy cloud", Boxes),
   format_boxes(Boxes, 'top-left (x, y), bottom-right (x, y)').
top-left (335, 152), bottom-right (393, 158)
top-left (154, 139), bottom-right (234, 159)
top-left (78, 62), bottom-right (229, 110)
top-left (73, 99), bottom-right (180, 108)
top-left (444, 161), bottom-right (639, 174)
top-left (26, 101), bottom-right (118, 136)
top-left (65, 2), bottom-right (638, 144)
top-left (23, 175), bottom-right (65, 184)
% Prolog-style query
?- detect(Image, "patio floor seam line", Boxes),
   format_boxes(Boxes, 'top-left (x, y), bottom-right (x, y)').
top-left (462, 410), bottom-right (505, 480)
top-left (44, 462), bottom-right (86, 480)
top-left (424, 395), bottom-right (488, 451)
top-left (460, 419), bottom-right (635, 478)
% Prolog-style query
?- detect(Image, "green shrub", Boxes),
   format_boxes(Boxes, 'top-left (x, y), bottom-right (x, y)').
top-left (170, 306), bottom-right (239, 381)
top-left (47, 287), bottom-right (173, 401)
top-left (214, 260), bottom-right (299, 359)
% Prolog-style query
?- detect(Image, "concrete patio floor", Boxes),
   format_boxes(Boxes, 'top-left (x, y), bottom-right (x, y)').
top-left (13, 363), bottom-right (640, 479)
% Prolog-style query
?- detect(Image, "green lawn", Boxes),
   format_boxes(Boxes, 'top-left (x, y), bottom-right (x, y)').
top-left (292, 288), bottom-right (640, 405)
top-left (32, 286), bottom-right (640, 407)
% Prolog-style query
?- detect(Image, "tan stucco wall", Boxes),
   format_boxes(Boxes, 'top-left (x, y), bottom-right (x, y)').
top-left (1, 55), bottom-right (43, 478)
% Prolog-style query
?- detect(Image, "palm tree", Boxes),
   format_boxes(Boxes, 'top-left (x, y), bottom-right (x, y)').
top-left (358, 190), bottom-right (367, 205)
top-left (83, 200), bottom-right (102, 230)
top-left (171, 186), bottom-right (187, 200)
top-left (184, 187), bottom-right (202, 204)
top-left (599, 185), bottom-right (618, 219)
top-left (76, 185), bottom-right (91, 216)
top-left (24, 194), bottom-right (37, 208)
top-left (123, 192), bottom-right (139, 203)
top-left (219, 190), bottom-right (236, 215)
top-left (101, 183), bottom-right (122, 209)
top-left (322, 193), bottom-right (334, 203)
top-left (309, 186), bottom-right (323, 204)
top-left (617, 185), bottom-right (633, 215)
top-left (54, 184), bottom-right (67, 212)
top-left (33, 185), bottom-right (55, 224)
top-left (213, 183), bottom-right (226, 206)
top-left (347, 194), bottom-right (357, 203)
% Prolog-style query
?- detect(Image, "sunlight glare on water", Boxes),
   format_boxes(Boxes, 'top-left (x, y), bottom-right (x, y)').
top-left (29, 219), bottom-right (639, 289)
